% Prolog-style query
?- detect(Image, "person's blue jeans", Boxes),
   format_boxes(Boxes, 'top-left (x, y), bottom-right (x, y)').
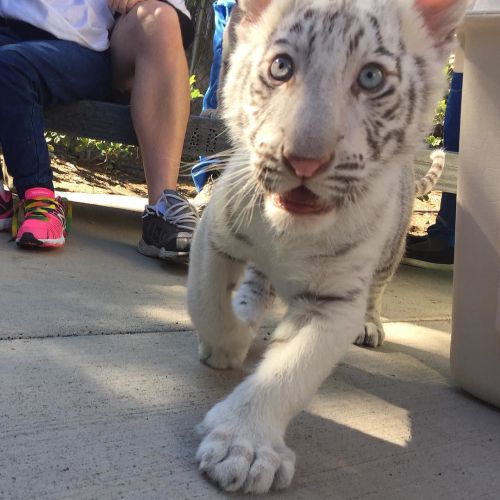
top-left (428, 72), bottom-right (462, 247)
top-left (0, 18), bottom-right (111, 199)
top-left (191, 0), bottom-right (236, 192)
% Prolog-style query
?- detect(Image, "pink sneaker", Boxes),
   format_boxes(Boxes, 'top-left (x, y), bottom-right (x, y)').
top-left (15, 187), bottom-right (70, 248)
top-left (0, 190), bottom-right (13, 232)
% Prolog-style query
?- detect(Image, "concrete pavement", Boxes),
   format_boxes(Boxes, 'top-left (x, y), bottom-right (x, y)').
top-left (1, 195), bottom-right (499, 499)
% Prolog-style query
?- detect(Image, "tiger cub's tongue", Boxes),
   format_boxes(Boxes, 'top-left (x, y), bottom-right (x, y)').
top-left (273, 186), bottom-right (328, 214)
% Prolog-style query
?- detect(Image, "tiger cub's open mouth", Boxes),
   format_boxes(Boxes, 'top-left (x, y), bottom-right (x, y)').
top-left (271, 186), bottom-right (334, 215)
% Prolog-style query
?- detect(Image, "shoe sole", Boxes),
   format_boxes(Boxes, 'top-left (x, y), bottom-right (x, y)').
top-left (0, 217), bottom-right (12, 231)
top-left (137, 239), bottom-right (189, 262)
top-left (402, 257), bottom-right (453, 271)
top-left (16, 232), bottom-right (65, 248)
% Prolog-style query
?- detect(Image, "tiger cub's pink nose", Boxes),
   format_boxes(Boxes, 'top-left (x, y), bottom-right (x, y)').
top-left (284, 153), bottom-right (332, 178)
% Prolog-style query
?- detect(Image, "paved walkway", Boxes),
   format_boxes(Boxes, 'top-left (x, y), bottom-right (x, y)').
top-left (1, 195), bottom-right (499, 499)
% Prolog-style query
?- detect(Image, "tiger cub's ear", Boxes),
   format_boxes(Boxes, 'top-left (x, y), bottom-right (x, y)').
top-left (237, 0), bottom-right (272, 24)
top-left (414, 0), bottom-right (468, 51)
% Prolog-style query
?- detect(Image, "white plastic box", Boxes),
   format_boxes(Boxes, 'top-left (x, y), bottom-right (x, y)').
top-left (451, 3), bottom-right (500, 408)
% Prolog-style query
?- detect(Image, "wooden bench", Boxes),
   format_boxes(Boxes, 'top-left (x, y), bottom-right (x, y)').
top-left (43, 100), bottom-right (458, 194)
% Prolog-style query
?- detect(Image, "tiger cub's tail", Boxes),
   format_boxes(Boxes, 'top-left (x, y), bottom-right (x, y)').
top-left (415, 149), bottom-right (445, 197)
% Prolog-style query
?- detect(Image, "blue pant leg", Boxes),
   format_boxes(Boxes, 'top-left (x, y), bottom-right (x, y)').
top-left (0, 34), bottom-right (111, 199)
top-left (428, 72), bottom-right (462, 246)
top-left (430, 192), bottom-right (456, 245)
top-left (443, 72), bottom-right (462, 154)
top-left (192, 0), bottom-right (236, 192)
top-left (202, 0), bottom-right (237, 112)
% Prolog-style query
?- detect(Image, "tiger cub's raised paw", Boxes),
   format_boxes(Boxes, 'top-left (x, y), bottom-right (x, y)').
top-left (355, 321), bottom-right (386, 348)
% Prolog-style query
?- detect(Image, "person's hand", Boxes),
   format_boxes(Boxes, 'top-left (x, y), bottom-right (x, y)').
top-left (108, 0), bottom-right (146, 14)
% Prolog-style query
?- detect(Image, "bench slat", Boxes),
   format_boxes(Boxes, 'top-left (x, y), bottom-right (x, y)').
top-left (44, 100), bottom-right (231, 158)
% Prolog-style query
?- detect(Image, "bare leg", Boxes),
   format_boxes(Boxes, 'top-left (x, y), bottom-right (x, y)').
top-left (110, 1), bottom-right (190, 203)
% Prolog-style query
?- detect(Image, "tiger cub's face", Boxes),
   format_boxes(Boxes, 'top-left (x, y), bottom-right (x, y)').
top-left (222, 0), bottom-right (462, 228)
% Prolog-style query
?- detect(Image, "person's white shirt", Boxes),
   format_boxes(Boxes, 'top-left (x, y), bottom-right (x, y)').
top-left (0, 1), bottom-right (191, 52)
top-left (0, 0), bottom-right (115, 51)
top-left (166, 0), bottom-right (191, 20)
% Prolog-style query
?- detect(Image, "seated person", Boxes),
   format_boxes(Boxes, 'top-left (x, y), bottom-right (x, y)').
top-left (0, 0), bottom-right (198, 259)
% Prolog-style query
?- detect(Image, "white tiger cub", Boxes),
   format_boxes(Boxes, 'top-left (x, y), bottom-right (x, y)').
top-left (187, 0), bottom-right (466, 493)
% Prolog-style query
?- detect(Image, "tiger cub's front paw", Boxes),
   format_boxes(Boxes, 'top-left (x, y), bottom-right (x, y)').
top-left (196, 401), bottom-right (296, 493)
top-left (198, 324), bottom-right (253, 369)
top-left (355, 320), bottom-right (386, 348)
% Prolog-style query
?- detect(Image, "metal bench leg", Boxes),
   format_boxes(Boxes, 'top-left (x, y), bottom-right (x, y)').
top-left (189, 0), bottom-right (210, 75)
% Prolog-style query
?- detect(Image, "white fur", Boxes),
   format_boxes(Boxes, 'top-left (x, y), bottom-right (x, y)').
top-left (187, 0), bottom-right (467, 493)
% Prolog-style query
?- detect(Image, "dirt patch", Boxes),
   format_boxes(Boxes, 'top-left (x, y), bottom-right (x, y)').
top-left (410, 191), bottom-right (440, 236)
top-left (50, 153), bottom-right (197, 200)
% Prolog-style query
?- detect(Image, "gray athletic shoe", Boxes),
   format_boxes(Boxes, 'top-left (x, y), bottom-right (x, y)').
top-left (138, 189), bottom-right (199, 261)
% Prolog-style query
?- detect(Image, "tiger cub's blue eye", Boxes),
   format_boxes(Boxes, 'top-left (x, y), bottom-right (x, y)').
top-left (357, 64), bottom-right (385, 91)
top-left (269, 55), bottom-right (294, 82)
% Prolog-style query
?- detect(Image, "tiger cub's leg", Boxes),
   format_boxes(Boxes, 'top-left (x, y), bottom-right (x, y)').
top-left (196, 283), bottom-right (369, 493)
top-left (232, 264), bottom-right (275, 332)
top-left (356, 240), bottom-right (405, 348)
top-left (187, 216), bottom-right (252, 369)
top-left (356, 274), bottom-right (389, 347)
